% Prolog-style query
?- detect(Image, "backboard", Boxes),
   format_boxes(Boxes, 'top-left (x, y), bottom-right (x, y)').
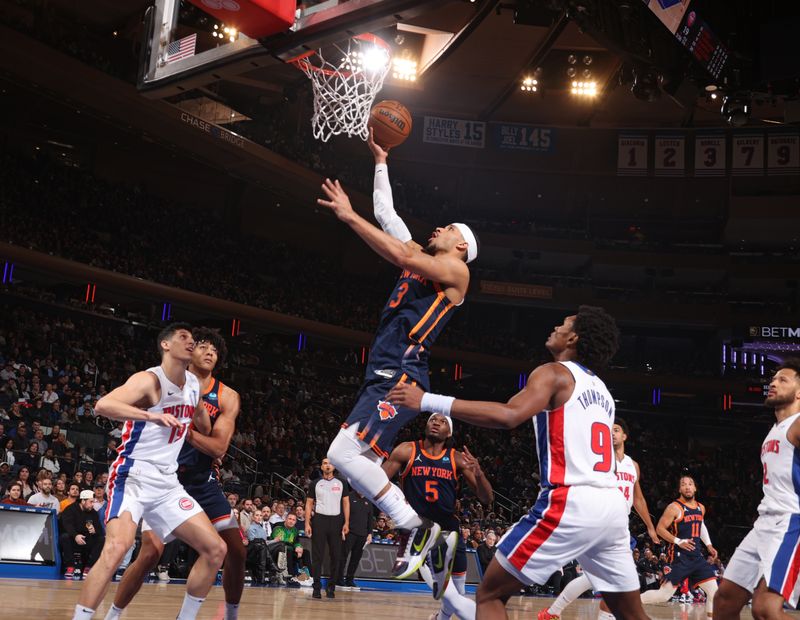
top-left (138, 0), bottom-right (476, 101)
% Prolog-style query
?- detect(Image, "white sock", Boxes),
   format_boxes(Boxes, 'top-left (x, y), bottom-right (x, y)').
top-left (439, 574), bottom-right (474, 620)
top-left (73, 604), bottom-right (95, 619)
top-left (374, 483), bottom-right (422, 530)
top-left (549, 574), bottom-right (592, 616)
top-left (224, 603), bottom-right (239, 620)
top-left (104, 604), bottom-right (123, 620)
top-left (597, 611), bottom-right (616, 620)
top-left (176, 593), bottom-right (205, 620)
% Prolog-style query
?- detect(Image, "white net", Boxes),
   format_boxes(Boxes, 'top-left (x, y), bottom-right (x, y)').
top-left (292, 34), bottom-right (391, 142)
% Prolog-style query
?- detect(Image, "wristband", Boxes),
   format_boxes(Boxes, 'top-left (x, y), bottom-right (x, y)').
top-left (673, 538), bottom-right (684, 545)
top-left (420, 392), bottom-right (455, 416)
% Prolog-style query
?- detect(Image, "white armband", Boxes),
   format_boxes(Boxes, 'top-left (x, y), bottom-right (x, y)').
top-left (420, 392), bottom-right (455, 416)
top-left (700, 523), bottom-right (712, 547)
top-left (373, 163), bottom-right (412, 242)
top-left (673, 537), bottom-right (684, 546)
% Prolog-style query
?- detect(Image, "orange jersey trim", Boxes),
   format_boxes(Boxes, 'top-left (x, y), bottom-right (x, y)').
top-left (408, 293), bottom-right (445, 340)
top-left (417, 302), bottom-right (455, 343)
top-left (420, 440), bottom-right (448, 461)
top-left (400, 442), bottom-right (416, 480)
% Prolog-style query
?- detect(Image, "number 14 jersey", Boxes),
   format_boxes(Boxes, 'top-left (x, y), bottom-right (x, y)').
top-left (533, 361), bottom-right (617, 489)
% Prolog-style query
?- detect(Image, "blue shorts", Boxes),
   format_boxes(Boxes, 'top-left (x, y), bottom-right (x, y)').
top-left (664, 552), bottom-right (717, 587)
top-left (179, 473), bottom-right (234, 525)
top-left (343, 377), bottom-right (423, 458)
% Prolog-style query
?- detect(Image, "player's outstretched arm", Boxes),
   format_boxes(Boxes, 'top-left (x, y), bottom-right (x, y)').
top-left (457, 446), bottom-right (494, 505)
top-left (317, 179), bottom-right (467, 290)
top-left (656, 503), bottom-right (694, 551)
top-left (632, 460), bottom-right (659, 544)
top-left (95, 371), bottom-right (180, 428)
top-left (188, 388), bottom-right (241, 459)
top-left (388, 363), bottom-right (565, 430)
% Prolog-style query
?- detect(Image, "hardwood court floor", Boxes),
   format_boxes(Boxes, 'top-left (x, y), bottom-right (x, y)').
top-left (1, 579), bottom-right (770, 619)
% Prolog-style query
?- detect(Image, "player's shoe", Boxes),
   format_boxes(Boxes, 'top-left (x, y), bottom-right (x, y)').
top-left (426, 531), bottom-right (457, 601)
top-left (537, 609), bottom-right (560, 620)
top-left (392, 520), bottom-right (442, 580)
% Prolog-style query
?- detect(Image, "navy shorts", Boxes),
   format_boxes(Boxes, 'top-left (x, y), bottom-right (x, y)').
top-left (664, 552), bottom-right (717, 587)
top-left (344, 377), bottom-right (423, 458)
top-left (179, 474), bottom-right (232, 524)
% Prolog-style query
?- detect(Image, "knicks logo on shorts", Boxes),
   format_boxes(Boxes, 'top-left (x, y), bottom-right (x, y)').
top-left (179, 497), bottom-right (195, 511)
top-left (377, 400), bottom-right (398, 421)
top-left (663, 566), bottom-right (672, 575)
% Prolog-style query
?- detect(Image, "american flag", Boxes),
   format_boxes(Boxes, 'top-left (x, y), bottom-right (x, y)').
top-left (165, 33), bottom-right (197, 64)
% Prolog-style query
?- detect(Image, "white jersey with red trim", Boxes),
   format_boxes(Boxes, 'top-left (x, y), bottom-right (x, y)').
top-left (115, 366), bottom-right (199, 473)
top-left (533, 360), bottom-right (617, 489)
top-left (758, 411), bottom-right (800, 516)
top-left (615, 454), bottom-right (638, 514)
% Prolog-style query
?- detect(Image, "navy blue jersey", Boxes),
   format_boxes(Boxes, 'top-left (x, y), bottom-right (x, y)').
top-left (177, 377), bottom-right (225, 484)
top-left (365, 269), bottom-right (458, 387)
top-left (400, 441), bottom-right (460, 531)
top-left (668, 501), bottom-right (705, 561)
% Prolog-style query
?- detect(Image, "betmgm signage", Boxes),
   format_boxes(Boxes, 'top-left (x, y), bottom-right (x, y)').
top-left (749, 326), bottom-right (800, 339)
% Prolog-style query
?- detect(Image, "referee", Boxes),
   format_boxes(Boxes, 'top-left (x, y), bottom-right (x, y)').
top-left (305, 457), bottom-right (350, 599)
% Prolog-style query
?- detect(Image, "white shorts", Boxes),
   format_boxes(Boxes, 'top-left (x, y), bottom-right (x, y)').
top-left (495, 485), bottom-right (639, 592)
top-left (105, 458), bottom-right (203, 541)
top-left (141, 512), bottom-right (238, 543)
top-left (725, 512), bottom-right (800, 606)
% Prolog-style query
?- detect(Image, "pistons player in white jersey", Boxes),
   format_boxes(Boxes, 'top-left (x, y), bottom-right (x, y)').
top-left (72, 324), bottom-right (227, 620)
top-left (390, 306), bottom-right (651, 620)
top-left (715, 360), bottom-right (800, 620)
top-left (540, 417), bottom-right (659, 620)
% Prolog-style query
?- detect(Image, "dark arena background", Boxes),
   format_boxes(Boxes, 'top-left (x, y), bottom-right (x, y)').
top-left (0, 1), bottom-right (799, 618)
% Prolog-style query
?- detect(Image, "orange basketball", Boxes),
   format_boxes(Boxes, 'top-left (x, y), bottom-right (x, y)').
top-left (368, 100), bottom-right (413, 148)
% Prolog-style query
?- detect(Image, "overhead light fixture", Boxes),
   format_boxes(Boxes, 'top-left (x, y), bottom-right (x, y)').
top-left (721, 95), bottom-right (751, 127)
top-left (520, 76), bottom-right (538, 92)
top-left (392, 56), bottom-right (418, 82)
top-left (571, 80), bottom-right (597, 97)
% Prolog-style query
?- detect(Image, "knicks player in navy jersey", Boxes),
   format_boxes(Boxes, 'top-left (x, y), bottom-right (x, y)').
top-left (640, 475), bottom-right (718, 617)
top-left (319, 133), bottom-right (477, 585)
top-left (391, 307), bottom-right (652, 620)
top-left (383, 413), bottom-right (493, 614)
top-left (105, 328), bottom-right (246, 620)
top-left (715, 360), bottom-right (800, 620)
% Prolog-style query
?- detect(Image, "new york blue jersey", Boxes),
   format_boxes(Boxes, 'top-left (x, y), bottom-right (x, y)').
top-left (664, 500), bottom-right (716, 586)
top-left (366, 269), bottom-right (458, 388)
top-left (400, 441), bottom-right (460, 531)
top-left (177, 377), bottom-right (225, 484)
top-left (669, 501), bottom-right (705, 560)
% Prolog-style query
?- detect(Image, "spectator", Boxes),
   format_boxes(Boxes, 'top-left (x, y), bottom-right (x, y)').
top-left (9, 421), bottom-right (29, 449)
top-left (0, 438), bottom-right (15, 468)
top-left (268, 500), bottom-right (287, 526)
top-left (294, 505), bottom-right (306, 534)
top-left (0, 462), bottom-right (13, 491)
top-left (40, 447), bottom-right (61, 475)
top-left (245, 508), bottom-right (279, 585)
top-left (60, 482), bottom-right (80, 512)
top-left (53, 478), bottom-right (68, 502)
top-left (17, 466), bottom-right (34, 499)
top-left (17, 442), bottom-right (40, 471)
top-left (92, 484), bottom-right (107, 516)
top-left (27, 477), bottom-right (60, 511)
top-left (372, 514), bottom-right (394, 541)
top-left (239, 498), bottom-right (256, 531)
top-left (269, 513), bottom-right (306, 585)
top-left (33, 429), bottom-right (48, 454)
top-left (477, 530), bottom-right (497, 572)
top-left (2, 481), bottom-right (27, 505)
top-left (60, 489), bottom-right (104, 578)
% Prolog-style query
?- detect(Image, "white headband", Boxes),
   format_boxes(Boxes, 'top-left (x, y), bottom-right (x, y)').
top-left (452, 223), bottom-right (478, 263)
top-left (428, 412), bottom-right (453, 436)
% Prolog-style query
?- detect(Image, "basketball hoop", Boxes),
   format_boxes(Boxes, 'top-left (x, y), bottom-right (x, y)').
top-left (289, 33), bottom-right (392, 142)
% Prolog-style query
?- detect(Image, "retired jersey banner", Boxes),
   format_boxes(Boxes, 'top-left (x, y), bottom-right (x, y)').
top-left (767, 133), bottom-right (800, 175)
top-left (731, 133), bottom-right (764, 176)
top-left (494, 123), bottom-right (554, 152)
top-left (694, 133), bottom-right (726, 177)
top-left (423, 116), bottom-right (485, 148)
top-left (654, 135), bottom-right (686, 177)
top-left (617, 133), bottom-right (648, 176)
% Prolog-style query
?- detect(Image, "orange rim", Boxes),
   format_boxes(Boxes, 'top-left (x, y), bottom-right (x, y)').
top-left (287, 33), bottom-right (391, 78)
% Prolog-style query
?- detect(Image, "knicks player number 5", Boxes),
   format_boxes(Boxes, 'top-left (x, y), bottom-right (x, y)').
top-left (591, 422), bottom-right (612, 472)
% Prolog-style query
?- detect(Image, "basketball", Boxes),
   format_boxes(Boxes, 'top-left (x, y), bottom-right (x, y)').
top-left (368, 100), bottom-right (413, 148)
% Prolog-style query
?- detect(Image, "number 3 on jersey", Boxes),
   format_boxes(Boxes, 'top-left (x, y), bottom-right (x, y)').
top-left (591, 422), bottom-right (612, 472)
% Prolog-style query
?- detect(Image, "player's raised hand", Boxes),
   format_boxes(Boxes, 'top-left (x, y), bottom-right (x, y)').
top-left (368, 128), bottom-right (390, 163)
top-left (677, 538), bottom-right (695, 552)
top-left (150, 412), bottom-right (181, 428)
top-left (387, 383), bottom-right (425, 411)
top-left (317, 178), bottom-right (355, 222)
top-left (461, 446), bottom-right (482, 475)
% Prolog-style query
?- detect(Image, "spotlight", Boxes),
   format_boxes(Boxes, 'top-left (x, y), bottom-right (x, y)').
top-left (631, 66), bottom-right (661, 102)
top-left (721, 96), bottom-right (751, 127)
top-left (566, 67), bottom-right (577, 78)
top-left (571, 80), bottom-right (597, 97)
top-left (582, 68), bottom-right (592, 79)
top-left (520, 76), bottom-right (538, 92)
top-left (583, 55), bottom-right (593, 66)
top-left (567, 54), bottom-right (577, 65)
top-left (392, 56), bottom-right (418, 82)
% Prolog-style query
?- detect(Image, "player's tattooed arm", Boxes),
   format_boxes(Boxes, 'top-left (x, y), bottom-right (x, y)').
top-left (657, 503), bottom-right (694, 551)
top-left (382, 442), bottom-right (414, 480)
top-left (188, 388), bottom-right (241, 459)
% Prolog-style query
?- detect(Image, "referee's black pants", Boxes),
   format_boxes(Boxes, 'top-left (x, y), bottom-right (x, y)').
top-left (311, 514), bottom-right (343, 590)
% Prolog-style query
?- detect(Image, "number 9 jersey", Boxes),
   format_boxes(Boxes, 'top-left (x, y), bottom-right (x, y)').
top-left (534, 361), bottom-right (617, 489)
